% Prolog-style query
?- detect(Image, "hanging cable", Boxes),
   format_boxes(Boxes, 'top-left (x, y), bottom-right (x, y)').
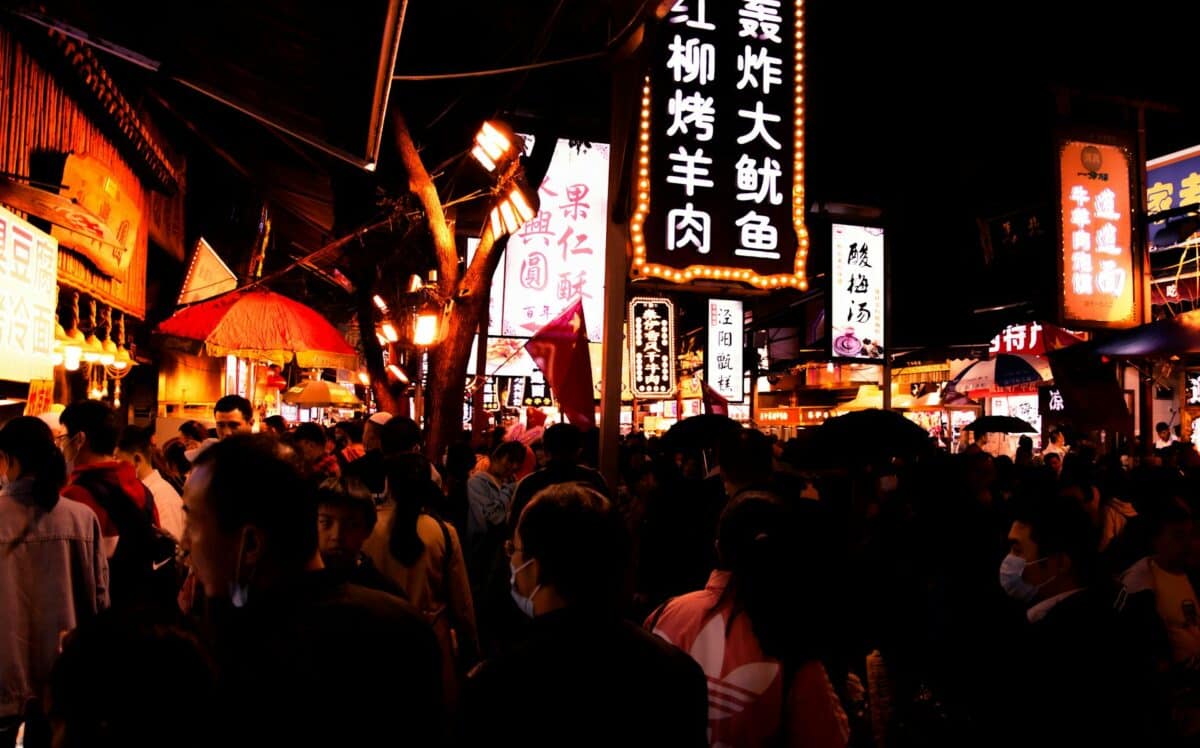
top-left (392, 0), bottom-right (650, 81)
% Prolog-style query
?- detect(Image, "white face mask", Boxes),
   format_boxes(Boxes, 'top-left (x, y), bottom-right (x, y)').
top-left (509, 558), bottom-right (540, 618)
top-left (998, 552), bottom-right (1052, 604)
top-left (229, 528), bottom-right (253, 609)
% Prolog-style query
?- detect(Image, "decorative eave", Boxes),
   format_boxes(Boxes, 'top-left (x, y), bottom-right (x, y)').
top-left (36, 27), bottom-right (180, 194)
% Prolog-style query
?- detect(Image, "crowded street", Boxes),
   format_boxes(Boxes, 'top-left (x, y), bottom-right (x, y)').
top-left (5, 1), bottom-right (1200, 747)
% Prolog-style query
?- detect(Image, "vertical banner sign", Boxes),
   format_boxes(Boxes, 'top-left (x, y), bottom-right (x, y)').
top-left (1058, 140), bottom-right (1139, 327)
top-left (0, 206), bottom-right (59, 382)
top-left (707, 298), bottom-right (744, 401)
top-left (631, 0), bottom-right (809, 289)
top-left (830, 224), bottom-right (885, 360)
top-left (629, 297), bottom-right (676, 398)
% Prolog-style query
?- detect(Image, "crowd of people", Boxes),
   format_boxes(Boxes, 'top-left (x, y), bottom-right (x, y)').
top-left (3, 396), bottom-right (1200, 746)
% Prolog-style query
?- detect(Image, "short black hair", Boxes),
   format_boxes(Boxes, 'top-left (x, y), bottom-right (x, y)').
top-left (542, 423), bottom-right (582, 461)
top-left (316, 478), bottom-right (377, 534)
top-left (213, 395), bottom-right (252, 422)
top-left (1011, 492), bottom-right (1098, 583)
top-left (292, 422), bottom-right (327, 446)
top-left (60, 400), bottom-right (119, 456)
top-left (179, 420), bottom-right (208, 442)
top-left (334, 420), bottom-right (363, 443)
top-left (718, 428), bottom-right (771, 487)
top-left (381, 415), bottom-right (421, 454)
top-left (117, 424), bottom-right (154, 457)
top-left (192, 434), bottom-right (317, 567)
top-left (517, 483), bottom-right (628, 610)
top-left (1157, 421), bottom-right (1171, 433)
top-left (263, 415), bottom-right (287, 433)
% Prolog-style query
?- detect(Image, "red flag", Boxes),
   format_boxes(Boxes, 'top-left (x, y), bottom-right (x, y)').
top-left (701, 379), bottom-right (729, 416)
top-left (524, 300), bottom-right (595, 429)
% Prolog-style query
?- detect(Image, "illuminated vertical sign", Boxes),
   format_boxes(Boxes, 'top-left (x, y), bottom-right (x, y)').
top-left (631, 0), bottom-right (808, 289)
top-left (1058, 140), bottom-right (1139, 327)
top-left (629, 297), bottom-right (676, 398)
top-left (0, 206), bottom-right (58, 382)
top-left (830, 224), bottom-right (884, 360)
top-left (707, 298), bottom-right (744, 401)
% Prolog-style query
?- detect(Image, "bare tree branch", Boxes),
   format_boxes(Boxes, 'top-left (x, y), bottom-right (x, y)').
top-left (393, 112), bottom-right (459, 289)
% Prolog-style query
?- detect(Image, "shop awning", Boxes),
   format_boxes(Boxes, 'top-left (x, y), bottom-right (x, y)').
top-left (1092, 308), bottom-right (1200, 357)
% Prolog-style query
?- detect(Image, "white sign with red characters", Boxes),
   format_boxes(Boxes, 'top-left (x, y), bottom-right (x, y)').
top-left (0, 206), bottom-right (58, 382)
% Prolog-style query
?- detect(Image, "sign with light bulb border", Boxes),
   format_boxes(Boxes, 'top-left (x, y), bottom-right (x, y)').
top-left (630, 0), bottom-right (808, 290)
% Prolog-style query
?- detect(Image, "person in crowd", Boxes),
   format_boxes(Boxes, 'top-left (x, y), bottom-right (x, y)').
top-left (212, 395), bottom-right (254, 439)
top-left (47, 608), bottom-right (217, 748)
top-left (466, 440), bottom-right (526, 552)
top-left (647, 495), bottom-right (849, 748)
top-left (461, 483), bottom-right (709, 746)
top-left (0, 417), bottom-right (108, 748)
top-left (291, 422), bottom-right (341, 481)
top-left (116, 425), bottom-right (184, 540)
top-left (179, 434), bottom-right (442, 746)
top-left (60, 401), bottom-right (159, 560)
top-left (262, 414), bottom-right (287, 437)
top-left (315, 479), bottom-right (402, 597)
top-left (1116, 495), bottom-right (1200, 741)
top-left (1041, 428), bottom-right (1068, 458)
top-left (1015, 435), bottom-right (1034, 467)
top-left (178, 420), bottom-right (208, 451)
top-left (507, 423), bottom-right (610, 533)
top-left (333, 420), bottom-right (365, 468)
top-left (342, 411), bottom-right (394, 502)
top-left (1157, 421), bottom-right (1181, 451)
top-left (363, 453), bottom-right (477, 708)
top-left (1043, 451), bottom-right (1063, 477)
top-left (439, 441), bottom-right (475, 537)
top-left (161, 438), bottom-right (192, 486)
top-left (997, 492), bottom-right (1157, 746)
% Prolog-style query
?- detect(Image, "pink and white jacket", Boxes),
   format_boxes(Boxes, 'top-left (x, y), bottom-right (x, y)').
top-left (647, 571), bottom-right (849, 748)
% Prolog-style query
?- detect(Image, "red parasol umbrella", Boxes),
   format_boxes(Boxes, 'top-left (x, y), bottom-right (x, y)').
top-left (156, 289), bottom-right (357, 369)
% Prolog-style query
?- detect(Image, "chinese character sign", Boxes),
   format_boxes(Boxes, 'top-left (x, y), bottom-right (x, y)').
top-left (707, 298), bottom-right (744, 401)
top-left (501, 139), bottom-right (608, 342)
top-left (1058, 141), bottom-right (1139, 327)
top-left (633, 0), bottom-right (808, 289)
top-left (0, 207), bottom-right (58, 382)
top-left (830, 224), bottom-right (884, 361)
top-left (1146, 143), bottom-right (1200, 223)
top-left (629, 297), bottom-right (676, 398)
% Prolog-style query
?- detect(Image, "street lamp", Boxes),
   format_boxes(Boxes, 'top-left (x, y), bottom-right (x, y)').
top-left (489, 180), bottom-right (536, 239)
top-left (471, 120), bottom-right (519, 173)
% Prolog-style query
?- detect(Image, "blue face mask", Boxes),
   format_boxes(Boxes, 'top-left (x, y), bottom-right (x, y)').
top-left (510, 558), bottom-right (540, 618)
top-left (999, 552), bottom-right (1050, 603)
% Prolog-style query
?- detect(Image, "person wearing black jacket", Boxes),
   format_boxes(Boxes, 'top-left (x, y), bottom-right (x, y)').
top-left (181, 435), bottom-right (441, 747)
top-left (461, 483), bottom-right (707, 747)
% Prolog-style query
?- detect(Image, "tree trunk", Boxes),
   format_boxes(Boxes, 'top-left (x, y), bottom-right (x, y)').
top-left (355, 288), bottom-right (398, 415)
top-left (425, 292), bottom-right (486, 461)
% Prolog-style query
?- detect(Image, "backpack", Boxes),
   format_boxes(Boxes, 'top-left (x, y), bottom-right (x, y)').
top-left (74, 471), bottom-right (182, 610)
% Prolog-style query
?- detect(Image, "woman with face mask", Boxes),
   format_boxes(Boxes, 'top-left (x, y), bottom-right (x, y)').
top-left (0, 416), bottom-right (108, 748)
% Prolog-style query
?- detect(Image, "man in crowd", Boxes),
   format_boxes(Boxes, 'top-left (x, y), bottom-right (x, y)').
top-left (213, 395), bottom-right (254, 439)
top-left (998, 493), bottom-right (1156, 746)
top-left (507, 423), bottom-right (609, 533)
top-left (292, 422), bottom-right (340, 481)
top-left (60, 401), bottom-right (159, 560)
top-left (116, 425), bottom-right (184, 540)
top-left (462, 483), bottom-right (708, 745)
top-left (316, 480), bottom-right (403, 597)
top-left (180, 434), bottom-right (442, 746)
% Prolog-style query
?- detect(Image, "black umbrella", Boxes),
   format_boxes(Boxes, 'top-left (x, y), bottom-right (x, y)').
top-left (962, 415), bottom-right (1037, 433)
top-left (662, 414), bottom-right (742, 452)
top-left (805, 409), bottom-right (933, 467)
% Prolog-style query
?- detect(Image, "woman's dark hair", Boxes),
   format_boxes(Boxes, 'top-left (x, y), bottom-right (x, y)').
top-left (384, 453), bottom-right (440, 565)
top-left (713, 494), bottom-right (814, 666)
top-left (0, 416), bottom-right (68, 511)
top-left (179, 420), bottom-right (208, 443)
